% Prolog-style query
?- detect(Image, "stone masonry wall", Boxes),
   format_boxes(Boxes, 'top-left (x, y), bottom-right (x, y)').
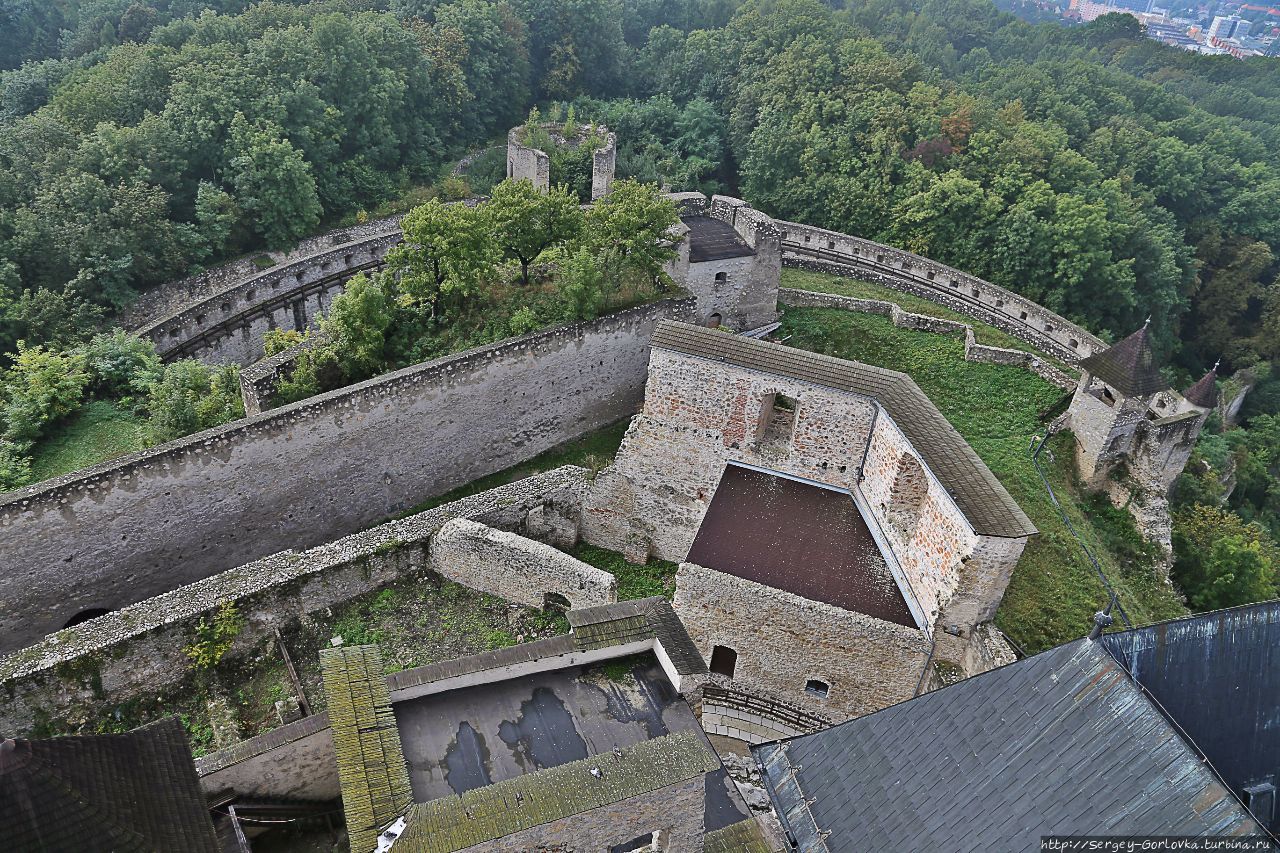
top-left (780, 288), bottom-right (1077, 391)
top-left (0, 468), bottom-right (586, 736)
top-left (778, 220), bottom-right (1105, 364)
top-left (673, 563), bottom-right (931, 722)
top-left (456, 777), bottom-right (705, 853)
top-left (0, 299), bottom-right (693, 653)
top-left (135, 230), bottom-right (401, 365)
top-left (582, 347), bottom-right (878, 563)
top-left (429, 518), bottom-right (616, 610)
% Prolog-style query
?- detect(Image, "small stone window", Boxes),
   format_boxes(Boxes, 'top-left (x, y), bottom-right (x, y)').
top-left (827, 239), bottom-right (836, 250)
top-left (709, 645), bottom-right (737, 677)
top-left (971, 287), bottom-right (980, 298)
top-left (220, 301), bottom-right (231, 313)
top-left (1044, 324), bottom-right (1055, 333)
top-left (995, 298), bottom-right (1004, 308)
top-left (543, 592), bottom-right (571, 612)
top-left (1019, 310), bottom-right (1029, 320)
top-left (780, 230), bottom-right (788, 240)
top-left (708, 312), bottom-right (722, 328)
top-left (245, 289), bottom-right (255, 301)
top-left (804, 234), bottom-right (811, 243)
top-left (756, 393), bottom-right (798, 452)
top-left (195, 313), bottom-right (206, 326)
top-left (1069, 338), bottom-right (1079, 349)
top-left (950, 279), bottom-right (959, 289)
top-left (876, 254), bottom-right (884, 263)
top-left (805, 679), bottom-right (830, 698)
top-left (714, 271), bottom-right (728, 284)
top-left (886, 453), bottom-right (929, 536)
top-left (926, 270), bottom-right (935, 281)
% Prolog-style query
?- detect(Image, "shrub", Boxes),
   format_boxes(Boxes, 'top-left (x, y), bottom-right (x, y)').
top-left (184, 603), bottom-right (243, 671)
top-left (262, 328), bottom-right (306, 356)
top-left (1172, 505), bottom-right (1279, 611)
top-left (1, 343), bottom-right (90, 444)
top-left (82, 330), bottom-right (162, 404)
top-left (144, 360), bottom-right (245, 445)
top-left (0, 438), bottom-right (32, 491)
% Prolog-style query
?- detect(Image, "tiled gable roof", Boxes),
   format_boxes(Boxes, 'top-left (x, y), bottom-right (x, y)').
top-left (650, 320), bottom-right (1036, 538)
top-left (0, 716), bottom-right (219, 853)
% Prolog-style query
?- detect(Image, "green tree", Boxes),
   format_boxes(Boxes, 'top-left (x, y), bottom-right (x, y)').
top-left (1, 343), bottom-right (90, 445)
top-left (555, 246), bottom-right (607, 320)
top-left (388, 199), bottom-right (497, 314)
top-left (1172, 505), bottom-right (1279, 611)
top-left (144, 359), bottom-right (244, 445)
top-left (486, 179), bottom-right (585, 285)
top-left (583, 179), bottom-right (679, 285)
top-left (0, 438), bottom-right (31, 492)
top-left (321, 272), bottom-right (392, 379)
top-left (226, 114), bottom-right (322, 250)
top-left (82, 329), bottom-right (162, 403)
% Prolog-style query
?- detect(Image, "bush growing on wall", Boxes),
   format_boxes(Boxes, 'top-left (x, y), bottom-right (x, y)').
top-left (184, 602), bottom-right (244, 672)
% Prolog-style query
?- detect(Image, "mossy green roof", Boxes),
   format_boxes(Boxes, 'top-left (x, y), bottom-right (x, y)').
top-left (704, 817), bottom-right (782, 853)
top-left (320, 644), bottom-right (412, 853)
top-left (392, 731), bottom-right (719, 852)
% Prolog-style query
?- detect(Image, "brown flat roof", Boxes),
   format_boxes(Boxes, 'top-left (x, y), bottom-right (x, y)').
top-left (651, 321), bottom-right (1036, 539)
top-left (687, 465), bottom-right (917, 626)
top-left (683, 215), bottom-right (755, 262)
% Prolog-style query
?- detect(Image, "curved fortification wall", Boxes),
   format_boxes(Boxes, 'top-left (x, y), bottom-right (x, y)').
top-left (0, 298), bottom-right (695, 653)
top-left (777, 220), bottom-right (1106, 363)
top-left (134, 229), bottom-right (401, 366)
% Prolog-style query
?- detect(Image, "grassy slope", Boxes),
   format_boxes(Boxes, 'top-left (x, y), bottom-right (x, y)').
top-left (781, 268), bottom-right (1072, 361)
top-left (27, 400), bottom-right (145, 483)
top-left (779, 306), bottom-right (1185, 652)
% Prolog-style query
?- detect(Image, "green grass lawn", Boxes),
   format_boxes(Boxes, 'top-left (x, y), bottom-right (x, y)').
top-left (571, 542), bottom-right (678, 600)
top-left (780, 306), bottom-right (1185, 652)
top-left (781, 268), bottom-right (1070, 362)
top-left (395, 419), bottom-right (631, 518)
top-left (27, 400), bottom-right (146, 484)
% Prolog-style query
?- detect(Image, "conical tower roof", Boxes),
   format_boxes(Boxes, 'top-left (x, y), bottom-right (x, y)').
top-left (1077, 322), bottom-right (1168, 397)
top-left (1183, 362), bottom-right (1219, 409)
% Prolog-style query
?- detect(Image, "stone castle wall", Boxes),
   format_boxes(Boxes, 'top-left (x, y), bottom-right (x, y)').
top-left (673, 563), bottom-right (930, 723)
top-left (429, 518), bottom-right (616, 610)
top-left (0, 469), bottom-right (585, 736)
top-left (135, 229), bottom-right (401, 365)
top-left (506, 124), bottom-right (617, 200)
top-left (779, 222), bottom-right (1105, 364)
top-left (0, 300), bottom-right (693, 652)
top-left (779, 288), bottom-right (1077, 391)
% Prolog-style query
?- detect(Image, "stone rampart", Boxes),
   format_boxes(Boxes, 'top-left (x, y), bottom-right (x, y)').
top-left (237, 330), bottom-right (330, 416)
top-left (778, 221), bottom-right (1106, 363)
top-left (134, 230), bottom-right (401, 365)
top-left (0, 468), bottom-right (586, 736)
top-left (779, 288), bottom-right (1077, 391)
top-left (0, 299), bottom-right (695, 652)
top-left (120, 215), bottom-right (403, 330)
top-left (429, 518), bottom-right (616, 610)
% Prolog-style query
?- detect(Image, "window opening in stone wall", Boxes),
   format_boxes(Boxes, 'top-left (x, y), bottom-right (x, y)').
top-left (708, 312), bottom-right (722, 328)
top-left (709, 645), bottom-right (737, 677)
top-left (611, 832), bottom-right (660, 853)
top-left (756, 393), bottom-right (798, 453)
top-left (886, 453), bottom-right (929, 537)
top-left (63, 608), bottom-right (113, 629)
top-left (543, 592), bottom-right (571, 612)
top-left (805, 679), bottom-right (830, 698)
top-left (1019, 310), bottom-right (1028, 320)
top-left (714, 271), bottom-right (728, 284)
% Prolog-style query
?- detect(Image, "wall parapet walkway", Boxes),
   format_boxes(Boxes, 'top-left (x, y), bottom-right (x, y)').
top-left (777, 220), bottom-right (1106, 364)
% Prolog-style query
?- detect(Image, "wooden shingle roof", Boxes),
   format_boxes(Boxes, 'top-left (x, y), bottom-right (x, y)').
top-left (0, 716), bottom-right (219, 853)
top-left (650, 321), bottom-right (1036, 539)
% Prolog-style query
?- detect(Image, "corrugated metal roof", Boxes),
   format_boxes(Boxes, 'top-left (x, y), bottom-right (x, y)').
top-left (687, 465), bottom-right (916, 626)
top-left (321, 644), bottom-right (413, 853)
top-left (392, 732), bottom-right (719, 852)
top-left (650, 321), bottom-right (1037, 539)
top-left (753, 639), bottom-right (1268, 851)
top-left (1102, 600), bottom-right (1280, 832)
top-left (0, 717), bottom-right (220, 853)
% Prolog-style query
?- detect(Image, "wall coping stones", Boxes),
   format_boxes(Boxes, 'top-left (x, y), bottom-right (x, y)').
top-left (193, 711), bottom-right (332, 777)
top-left (0, 467), bottom-right (586, 683)
top-left (0, 298), bottom-right (692, 516)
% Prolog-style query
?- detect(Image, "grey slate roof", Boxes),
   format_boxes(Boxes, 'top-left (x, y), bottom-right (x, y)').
top-left (752, 639), bottom-right (1268, 852)
top-left (1078, 323), bottom-right (1169, 397)
top-left (568, 596), bottom-right (709, 677)
top-left (0, 716), bottom-right (219, 853)
top-left (651, 320), bottom-right (1036, 538)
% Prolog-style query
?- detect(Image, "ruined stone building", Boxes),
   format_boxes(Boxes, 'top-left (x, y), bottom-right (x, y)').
top-left (1066, 321), bottom-right (1218, 547)
top-left (505, 123), bottom-right (617, 201)
top-left (583, 321), bottom-right (1037, 730)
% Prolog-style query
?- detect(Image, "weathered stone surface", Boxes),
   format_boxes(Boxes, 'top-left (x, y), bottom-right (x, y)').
top-left (0, 468), bottom-right (586, 736)
top-left (0, 300), bottom-right (693, 652)
top-left (429, 518), bottom-right (616, 610)
top-left (505, 123), bottom-right (617, 200)
top-left (674, 563), bottom-right (931, 722)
